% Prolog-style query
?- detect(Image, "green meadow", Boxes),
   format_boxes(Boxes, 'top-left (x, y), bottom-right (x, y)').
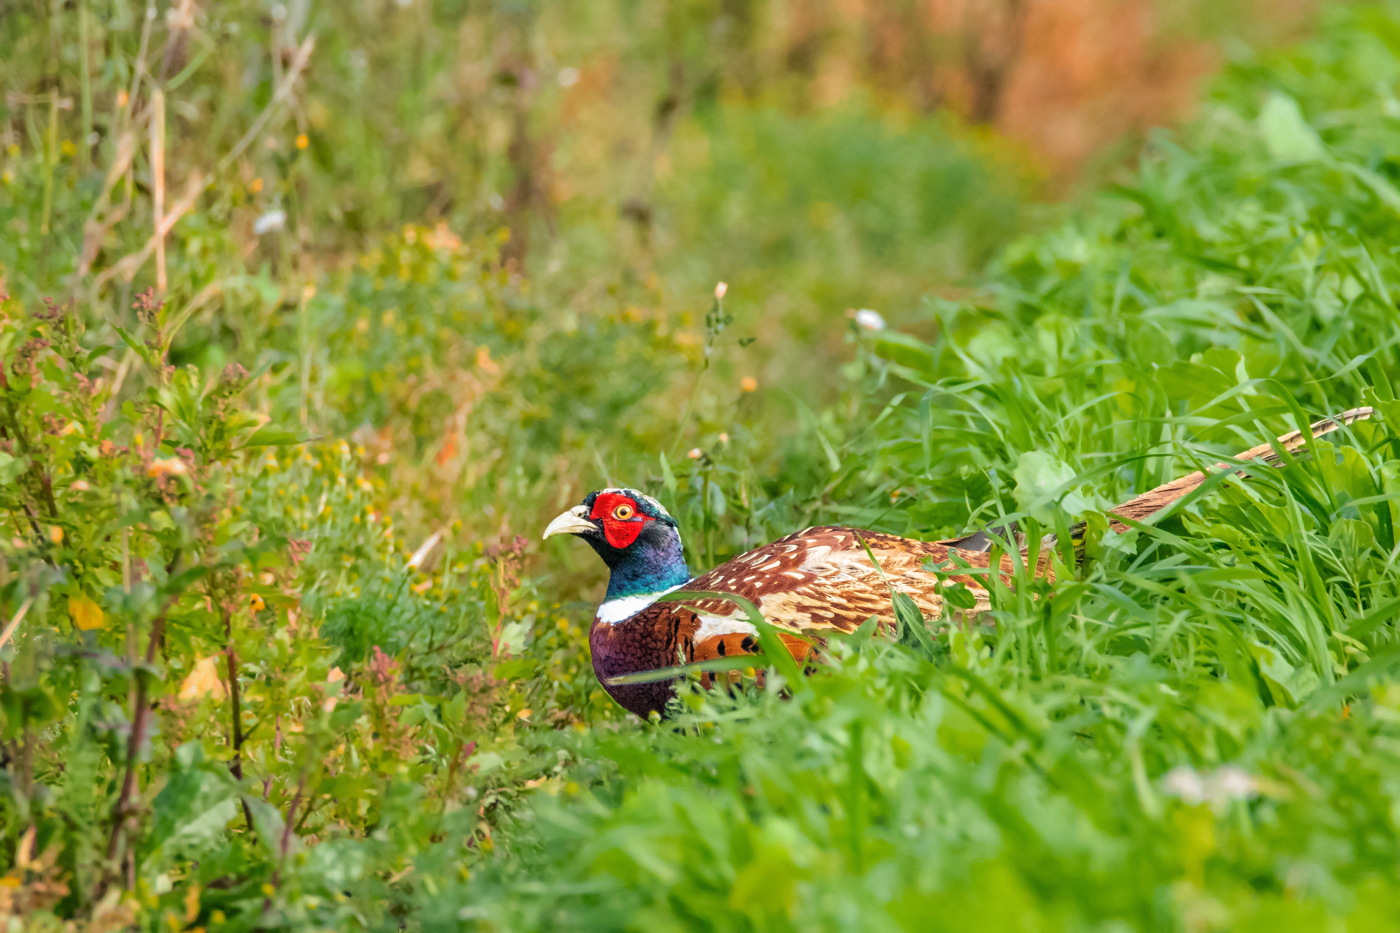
top-left (7, 1), bottom-right (1400, 929)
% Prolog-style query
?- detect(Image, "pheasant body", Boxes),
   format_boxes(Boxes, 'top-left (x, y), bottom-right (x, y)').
top-left (547, 490), bottom-right (995, 718)
top-left (592, 525), bottom-right (1005, 717)
top-left (546, 408), bottom-right (1376, 719)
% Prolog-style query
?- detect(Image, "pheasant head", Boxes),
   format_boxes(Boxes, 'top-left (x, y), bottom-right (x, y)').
top-left (543, 488), bottom-right (691, 607)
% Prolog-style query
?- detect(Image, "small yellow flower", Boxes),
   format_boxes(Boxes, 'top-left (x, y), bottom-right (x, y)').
top-left (249, 593), bottom-right (266, 612)
top-left (249, 177), bottom-right (263, 193)
top-left (296, 133), bottom-right (309, 150)
top-left (60, 140), bottom-right (75, 157)
top-left (686, 447), bottom-right (702, 460)
top-left (517, 708), bottom-right (532, 720)
top-left (48, 526), bottom-right (63, 544)
top-left (117, 91), bottom-right (128, 108)
top-left (740, 376), bottom-right (758, 392)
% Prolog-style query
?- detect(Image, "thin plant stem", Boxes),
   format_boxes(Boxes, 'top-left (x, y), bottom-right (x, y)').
top-left (39, 90), bottom-right (57, 237)
top-left (151, 88), bottom-right (165, 295)
top-left (79, 0), bottom-right (93, 173)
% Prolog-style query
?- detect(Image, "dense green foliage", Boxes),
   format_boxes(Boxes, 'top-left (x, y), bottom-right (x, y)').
top-left (9, 1), bottom-right (1400, 930)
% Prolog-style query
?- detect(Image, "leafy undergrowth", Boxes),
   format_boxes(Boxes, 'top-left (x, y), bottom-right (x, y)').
top-left (435, 6), bottom-right (1400, 930)
top-left (11, 3), bottom-right (1400, 933)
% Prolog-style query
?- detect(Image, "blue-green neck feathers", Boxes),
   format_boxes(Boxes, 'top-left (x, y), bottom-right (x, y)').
top-left (602, 527), bottom-right (690, 600)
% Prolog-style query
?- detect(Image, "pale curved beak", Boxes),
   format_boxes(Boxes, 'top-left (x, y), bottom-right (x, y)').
top-left (543, 506), bottom-right (596, 540)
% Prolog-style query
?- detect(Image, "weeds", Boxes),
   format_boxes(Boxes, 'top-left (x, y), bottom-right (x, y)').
top-left (7, 1), bottom-right (1400, 931)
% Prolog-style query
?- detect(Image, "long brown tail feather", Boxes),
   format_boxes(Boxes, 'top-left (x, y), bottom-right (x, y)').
top-left (1106, 406), bottom-right (1374, 526)
top-left (942, 407), bottom-right (1375, 557)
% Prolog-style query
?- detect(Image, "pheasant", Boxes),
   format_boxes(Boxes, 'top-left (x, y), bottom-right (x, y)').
top-left (544, 408), bottom-right (1373, 718)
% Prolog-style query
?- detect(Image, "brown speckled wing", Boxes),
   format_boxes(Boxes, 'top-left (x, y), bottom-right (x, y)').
top-left (636, 526), bottom-right (997, 660)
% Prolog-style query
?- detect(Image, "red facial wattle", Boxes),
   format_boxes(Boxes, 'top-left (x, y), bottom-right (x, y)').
top-left (589, 492), bottom-right (655, 550)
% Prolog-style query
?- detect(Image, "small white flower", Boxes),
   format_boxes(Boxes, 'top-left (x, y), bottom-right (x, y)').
top-left (253, 209), bottom-right (286, 234)
top-left (1163, 766), bottom-right (1205, 804)
top-left (1216, 766), bottom-right (1258, 800)
top-left (854, 309), bottom-right (886, 331)
top-left (558, 67), bottom-right (580, 88)
top-left (686, 448), bottom-right (702, 460)
top-left (1163, 764), bottom-right (1259, 806)
top-left (714, 281), bottom-right (728, 300)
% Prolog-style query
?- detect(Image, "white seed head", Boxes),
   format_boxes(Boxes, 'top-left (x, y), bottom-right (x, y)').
top-left (854, 309), bottom-right (886, 331)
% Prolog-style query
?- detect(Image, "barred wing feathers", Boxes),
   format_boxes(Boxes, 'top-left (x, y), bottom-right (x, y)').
top-left (625, 526), bottom-right (994, 680)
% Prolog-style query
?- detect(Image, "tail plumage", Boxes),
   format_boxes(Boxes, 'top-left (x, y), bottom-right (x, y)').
top-left (1105, 406), bottom-right (1373, 527)
top-left (943, 407), bottom-right (1375, 555)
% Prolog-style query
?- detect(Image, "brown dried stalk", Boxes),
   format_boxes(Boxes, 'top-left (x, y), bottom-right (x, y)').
top-left (151, 89), bottom-right (166, 295)
top-left (0, 596), bottom-right (34, 653)
top-left (87, 35), bottom-right (316, 291)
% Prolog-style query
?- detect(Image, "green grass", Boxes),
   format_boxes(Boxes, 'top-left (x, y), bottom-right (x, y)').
top-left (8, 1), bottom-right (1400, 930)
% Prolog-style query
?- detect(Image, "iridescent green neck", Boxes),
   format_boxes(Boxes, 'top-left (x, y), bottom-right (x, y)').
top-left (603, 532), bottom-right (691, 600)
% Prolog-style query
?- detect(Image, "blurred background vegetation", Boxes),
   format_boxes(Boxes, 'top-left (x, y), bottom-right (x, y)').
top-left (14, 0), bottom-right (1400, 929)
top-left (0, 0), bottom-right (1325, 570)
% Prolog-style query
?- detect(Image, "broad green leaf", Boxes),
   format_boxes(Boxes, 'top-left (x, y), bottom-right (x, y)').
top-left (1013, 450), bottom-right (1090, 520)
top-left (1258, 92), bottom-right (1325, 162)
top-left (238, 427), bottom-right (303, 449)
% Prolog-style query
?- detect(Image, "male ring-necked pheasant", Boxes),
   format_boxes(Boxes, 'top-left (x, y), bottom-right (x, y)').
top-left (545, 409), bottom-right (1372, 718)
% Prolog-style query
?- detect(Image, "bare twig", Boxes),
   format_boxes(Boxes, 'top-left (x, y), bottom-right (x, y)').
top-left (40, 91), bottom-right (58, 236)
top-left (4, 93), bottom-right (73, 109)
top-left (98, 349), bottom-right (135, 424)
top-left (217, 36), bottom-right (316, 174)
top-left (0, 597), bottom-right (34, 653)
top-left (127, 2), bottom-right (157, 128)
top-left (216, 583), bottom-right (256, 829)
top-left (104, 585), bottom-right (177, 877)
top-left (89, 34), bottom-right (315, 291)
top-left (280, 770), bottom-right (306, 858)
top-left (151, 89), bottom-right (166, 295)
top-left (75, 129), bottom-right (139, 279)
top-left (92, 172), bottom-right (204, 288)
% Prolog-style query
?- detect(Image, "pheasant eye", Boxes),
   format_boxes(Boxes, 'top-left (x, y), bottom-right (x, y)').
top-left (613, 504), bottom-right (634, 520)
